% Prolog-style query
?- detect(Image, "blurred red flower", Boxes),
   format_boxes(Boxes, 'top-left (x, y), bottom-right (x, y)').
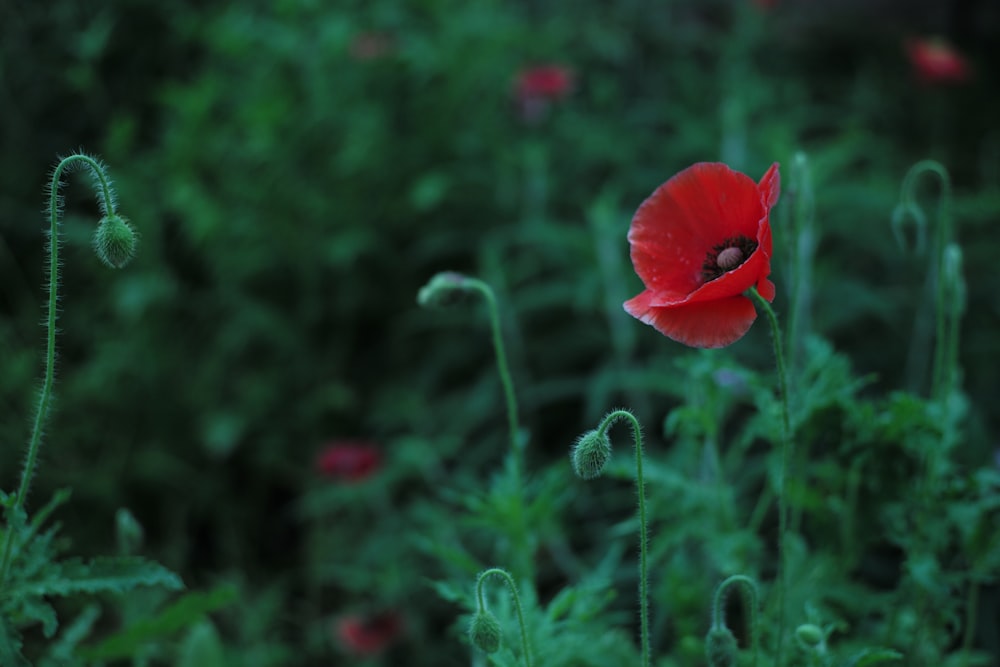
top-left (515, 65), bottom-right (573, 101)
top-left (336, 612), bottom-right (403, 655)
top-left (906, 38), bottom-right (970, 84)
top-left (316, 442), bottom-right (382, 482)
top-left (349, 32), bottom-right (394, 61)
top-left (624, 162), bottom-right (780, 348)
top-left (513, 65), bottom-right (573, 123)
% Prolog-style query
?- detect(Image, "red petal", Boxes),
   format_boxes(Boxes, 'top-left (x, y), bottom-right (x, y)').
top-left (628, 163), bottom-right (767, 296)
top-left (625, 289), bottom-right (759, 349)
top-left (758, 162), bottom-right (781, 209)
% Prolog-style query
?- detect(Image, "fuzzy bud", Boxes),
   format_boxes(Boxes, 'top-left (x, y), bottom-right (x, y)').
top-left (468, 610), bottom-right (502, 653)
top-left (93, 214), bottom-right (138, 268)
top-left (795, 623), bottom-right (825, 649)
top-left (115, 508), bottom-right (144, 555)
top-left (570, 429), bottom-right (612, 480)
top-left (705, 626), bottom-right (738, 667)
top-left (417, 271), bottom-right (472, 308)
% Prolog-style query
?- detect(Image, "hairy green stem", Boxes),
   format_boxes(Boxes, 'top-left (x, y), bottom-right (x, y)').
top-left (595, 409), bottom-right (650, 667)
top-left (712, 574), bottom-right (760, 667)
top-left (476, 568), bottom-right (532, 667)
top-left (464, 279), bottom-right (531, 582)
top-left (0, 154), bottom-right (118, 584)
top-left (747, 287), bottom-right (791, 666)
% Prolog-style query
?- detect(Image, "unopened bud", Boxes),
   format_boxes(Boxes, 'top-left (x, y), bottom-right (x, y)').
top-left (468, 610), bottom-right (502, 653)
top-left (570, 429), bottom-right (612, 480)
top-left (705, 626), bottom-right (738, 667)
top-left (93, 214), bottom-right (137, 268)
top-left (795, 623), bottom-right (825, 648)
top-left (417, 271), bottom-right (473, 308)
top-left (115, 508), bottom-right (144, 555)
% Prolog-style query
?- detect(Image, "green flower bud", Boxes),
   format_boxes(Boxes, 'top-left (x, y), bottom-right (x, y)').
top-left (115, 507), bottom-right (144, 555)
top-left (93, 214), bottom-right (138, 268)
top-left (705, 626), bottom-right (738, 667)
top-left (570, 429), bottom-right (612, 480)
top-left (468, 610), bottom-right (502, 653)
top-left (417, 271), bottom-right (471, 308)
top-left (795, 623), bottom-right (825, 648)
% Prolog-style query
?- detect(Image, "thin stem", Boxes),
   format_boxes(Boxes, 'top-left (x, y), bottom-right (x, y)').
top-left (746, 287), bottom-right (791, 666)
top-left (895, 160), bottom-right (953, 400)
top-left (464, 278), bottom-right (531, 583)
top-left (959, 578), bottom-right (980, 667)
top-left (476, 568), bottom-right (532, 667)
top-left (0, 154), bottom-right (118, 584)
top-left (595, 409), bottom-right (650, 667)
top-left (711, 575), bottom-right (760, 667)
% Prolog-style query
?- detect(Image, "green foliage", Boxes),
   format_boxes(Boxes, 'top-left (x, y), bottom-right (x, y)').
top-left (2, 0), bottom-right (1000, 664)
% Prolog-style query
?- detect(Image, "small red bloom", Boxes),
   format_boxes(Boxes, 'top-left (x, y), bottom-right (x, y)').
top-left (349, 32), bottom-right (394, 61)
top-left (906, 38), bottom-right (970, 84)
top-left (515, 65), bottom-right (573, 101)
top-left (316, 442), bottom-right (382, 482)
top-left (335, 612), bottom-right (403, 655)
top-left (624, 162), bottom-right (780, 348)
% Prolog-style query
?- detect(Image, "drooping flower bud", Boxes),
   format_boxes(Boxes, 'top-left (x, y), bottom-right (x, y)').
top-left (468, 610), bottom-right (502, 653)
top-left (795, 623), bottom-right (825, 649)
top-left (93, 214), bottom-right (138, 268)
top-left (705, 626), bottom-right (738, 667)
top-left (417, 271), bottom-right (472, 308)
top-left (570, 429), bottom-right (612, 480)
top-left (115, 508), bottom-right (144, 555)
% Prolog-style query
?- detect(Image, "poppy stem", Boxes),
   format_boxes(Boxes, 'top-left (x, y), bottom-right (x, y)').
top-left (593, 409), bottom-right (650, 667)
top-left (711, 575), bottom-right (760, 667)
top-left (746, 287), bottom-right (791, 666)
top-left (0, 153), bottom-right (122, 585)
top-left (476, 568), bottom-right (533, 667)
top-left (462, 278), bottom-right (531, 582)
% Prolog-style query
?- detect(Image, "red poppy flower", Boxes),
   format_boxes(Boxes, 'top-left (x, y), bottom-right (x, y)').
top-left (315, 442), bottom-right (382, 482)
top-left (349, 32), bottom-right (394, 61)
top-left (624, 162), bottom-right (780, 348)
top-left (514, 65), bottom-right (573, 102)
top-left (906, 38), bottom-right (970, 84)
top-left (335, 611), bottom-right (403, 655)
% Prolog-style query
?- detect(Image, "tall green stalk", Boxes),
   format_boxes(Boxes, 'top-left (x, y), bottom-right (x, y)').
top-left (0, 153), bottom-right (134, 584)
top-left (747, 287), bottom-right (792, 666)
top-left (571, 409), bottom-right (650, 667)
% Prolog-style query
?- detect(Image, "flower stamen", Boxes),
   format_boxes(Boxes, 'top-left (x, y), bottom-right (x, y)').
top-left (703, 235), bottom-right (757, 282)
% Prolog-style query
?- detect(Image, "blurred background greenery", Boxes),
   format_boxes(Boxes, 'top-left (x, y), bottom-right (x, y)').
top-left (2, 0), bottom-right (999, 664)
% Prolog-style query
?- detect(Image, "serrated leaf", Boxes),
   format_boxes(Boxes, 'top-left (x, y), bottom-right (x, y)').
top-left (848, 648), bottom-right (904, 667)
top-left (7, 556), bottom-right (183, 598)
top-left (15, 595), bottom-right (58, 637)
top-left (0, 615), bottom-right (30, 667)
top-left (79, 584), bottom-right (237, 660)
top-left (41, 604), bottom-right (102, 667)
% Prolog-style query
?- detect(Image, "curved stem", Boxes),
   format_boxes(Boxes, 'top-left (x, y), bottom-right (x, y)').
top-left (747, 287), bottom-right (791, 666)
top-left (465, 279), bottom-right (522, 477)
top-left (476, 568), bottom-right (532, 667)
top-left (596, 409), bottom-right (650, 667)
top-left (464, 278), bottom-right (531, 582)
top-left (895, 160), bottom-right (953, 400)
top-left (711, 574), bottom-right (760, 667)
top-left (0, 154), bottom-right (118, 584)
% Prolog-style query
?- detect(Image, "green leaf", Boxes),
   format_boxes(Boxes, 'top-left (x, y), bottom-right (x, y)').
top-left (79, 584), bottom-right (237, 660)
top-left (176, 620), bottom-right (226, 667)
top-left (848, 648), bottom-right (905, 667)
top-left (15, 596), bottom-right (58, 638)
top-left (6, 556), bottom-right (183, 598)
top-left (41, 604), bottom-right (101, 667)
top-left (0, 615), bottom-right (30, 667)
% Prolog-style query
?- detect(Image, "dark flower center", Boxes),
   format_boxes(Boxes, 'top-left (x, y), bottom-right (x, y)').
top-left (703, 235), bottom-right (757, 282)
